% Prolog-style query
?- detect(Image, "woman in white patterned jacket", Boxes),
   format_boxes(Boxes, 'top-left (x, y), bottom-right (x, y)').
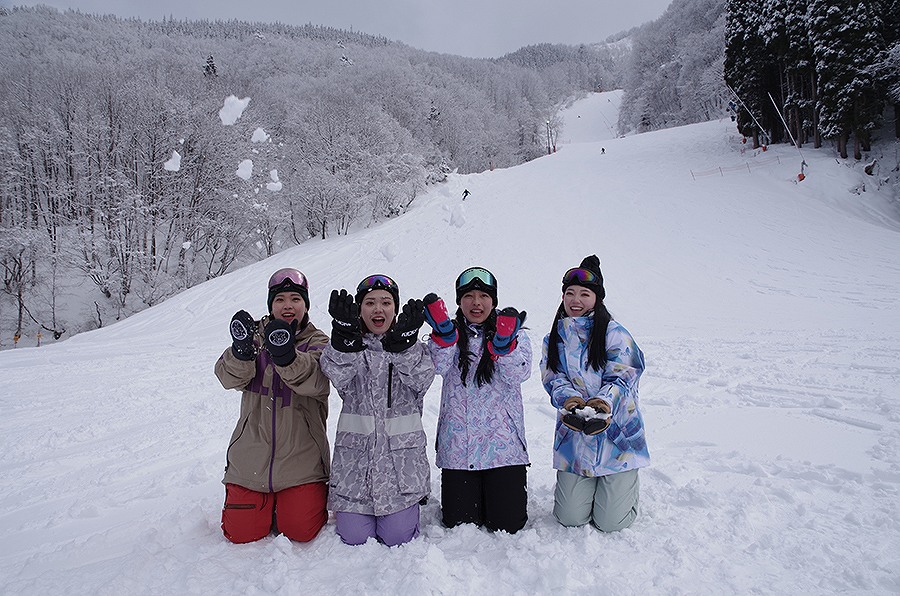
top-left (320, 274), bottom-right (435, 547)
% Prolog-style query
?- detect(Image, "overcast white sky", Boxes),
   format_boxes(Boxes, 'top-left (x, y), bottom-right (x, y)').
top-left (6, 0), bottom-right (673, 58)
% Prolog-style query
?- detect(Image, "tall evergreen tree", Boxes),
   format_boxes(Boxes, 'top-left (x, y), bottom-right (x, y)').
top-left (725, 0), bottom-right (768, 146)
top-left (809, 0), bottom-right (884, 158)
top-left (203, 55), bottom-right (217, 77)
top-left (875, 0), bottom-right (900, 137)
top-left (762, 0), bottom-right (818, 147)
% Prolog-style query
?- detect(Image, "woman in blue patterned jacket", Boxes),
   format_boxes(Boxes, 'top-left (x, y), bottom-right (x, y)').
top-left (541, 255), bottom-right (649, 532)
top-left (422, 267), bottom-right (531, 534)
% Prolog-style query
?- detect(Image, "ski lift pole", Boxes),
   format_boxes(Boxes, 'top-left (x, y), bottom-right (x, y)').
top-left (767, 92), bottom-right (807, 180)
top-left (725, 83), bottom-right (768, 145)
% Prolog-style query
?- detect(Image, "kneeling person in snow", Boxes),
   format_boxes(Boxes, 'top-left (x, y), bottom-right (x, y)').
top-left (320, 274), bottom-right (435, 547)
top-left (214, 268), bottom-right (331, 544)
top-left (541, 255), bottom-right (649, 532)
top-left (424, 267), bottom-right (531, 534)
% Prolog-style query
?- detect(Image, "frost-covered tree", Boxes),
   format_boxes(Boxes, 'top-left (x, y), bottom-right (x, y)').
top-left (762, 0), bottom-right (819, 147)
top-left (725, 0), bottom-right (769, 146)
top-left (620, 0), bottom-right (727, 135)
top-left (883, 43), bottom-right (900, 137)
top-left (809, 0), bottom-right (885, 158)
top-left (204, 55), bottom-right (217, 77)
top-left (875, 0), bottom-right (900, 137)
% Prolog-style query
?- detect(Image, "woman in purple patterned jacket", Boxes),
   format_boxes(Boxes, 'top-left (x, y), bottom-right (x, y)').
top-left (423, 267), bottom-right (531, 534)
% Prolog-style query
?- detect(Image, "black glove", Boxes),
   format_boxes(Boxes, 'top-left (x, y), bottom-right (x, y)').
top-left (229, 310), bottom-right (257, 361)
top-left (329, 289), bottom-right (364, 353)
top-left (263, 318), bottom-right (299, 366)
top-left (382, 299), bottom-right (425, 353)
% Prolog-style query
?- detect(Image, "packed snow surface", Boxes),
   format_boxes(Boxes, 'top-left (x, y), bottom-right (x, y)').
top-left (2, 92), bottom-right (899, 595)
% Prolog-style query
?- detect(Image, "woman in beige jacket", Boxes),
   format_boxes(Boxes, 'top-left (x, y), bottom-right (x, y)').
top-left (214, 268), bottom-right (331, 544)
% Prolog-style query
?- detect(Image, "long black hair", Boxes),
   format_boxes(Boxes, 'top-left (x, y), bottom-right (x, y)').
top-left (455, 308), bottom-right (497, 387)
top-left (545, 298), bottom-right (611, 374)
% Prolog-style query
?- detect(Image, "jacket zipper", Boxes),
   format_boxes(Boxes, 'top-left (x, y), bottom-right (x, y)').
top-left (269, 394), bottom-right (276, 492)
top-left (387, 362), bottom-right (394, 408)
top-left (270, 331), bottom-right (303, 491)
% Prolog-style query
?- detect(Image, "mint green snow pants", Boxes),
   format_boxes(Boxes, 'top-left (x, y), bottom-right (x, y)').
top-left (553, 469), bottom-right (639, 532)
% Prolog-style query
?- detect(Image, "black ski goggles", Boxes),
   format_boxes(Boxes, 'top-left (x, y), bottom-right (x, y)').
top-left (562, 267), bottom-right (601, 286)
top-left (357, 274), bottom-right (398, 294)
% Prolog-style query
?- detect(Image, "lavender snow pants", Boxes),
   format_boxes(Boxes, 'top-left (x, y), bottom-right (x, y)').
top-left (335, 504), bottom-right (420, 546)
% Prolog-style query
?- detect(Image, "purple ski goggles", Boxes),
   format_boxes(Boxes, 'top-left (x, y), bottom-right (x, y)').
top-left (562, 267), bottom-right (600, 286)
top-left (268, 268), bottom-right (308, 293)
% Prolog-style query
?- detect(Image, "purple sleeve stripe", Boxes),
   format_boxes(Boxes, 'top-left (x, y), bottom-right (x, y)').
top-left (295, 340), bottom-right (324, 354)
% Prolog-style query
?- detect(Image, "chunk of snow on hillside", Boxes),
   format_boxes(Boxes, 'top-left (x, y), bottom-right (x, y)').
top-left (381, 242), bottom-right (400, 262)
top-left (219, 95), bottom-right (250, 125)
top-left (450, 204), bottom-right (466, 228)
top-left (251, 127), bottom-right (269, 143)
top-left (266, 169), bottom-right (282, 191)
top-left (163, 150), bottom-right (181, 172)
top-left (236, 159), bottom-right (253, 180)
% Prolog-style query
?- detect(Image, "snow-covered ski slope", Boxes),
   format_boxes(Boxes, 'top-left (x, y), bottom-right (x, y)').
top-left (2, 91), bottom-right (899, 595)
top-left (557, 89), bottom-right (622, 143)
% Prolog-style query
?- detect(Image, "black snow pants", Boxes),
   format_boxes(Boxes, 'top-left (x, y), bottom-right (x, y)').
top-left (440, 465), bottom-right (528, 534)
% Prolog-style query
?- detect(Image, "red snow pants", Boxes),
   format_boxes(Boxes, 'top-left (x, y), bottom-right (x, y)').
top-left (222, 482), bottom-right (327, 544)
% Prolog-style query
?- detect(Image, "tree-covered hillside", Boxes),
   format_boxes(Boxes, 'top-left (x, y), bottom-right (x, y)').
top-left (0, 6), bottom-right (620, 346)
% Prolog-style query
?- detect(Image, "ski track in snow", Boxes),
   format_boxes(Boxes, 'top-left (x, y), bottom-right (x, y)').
top-left (2, 92), bottom-right (900, 595)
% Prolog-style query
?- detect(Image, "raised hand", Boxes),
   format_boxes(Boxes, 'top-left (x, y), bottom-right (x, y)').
top-left (329, 289), bottom-right (364, 352)
top-left (263, 318), bottom-right (299, 366)
top-left (383, 299), bottom-right (425, 353)
top-left (423, 293), bottom-right (458, 347)
top-left (230, 310), bottom-right (257, 361)
top-left (489, 307), bottom-right (526, 357)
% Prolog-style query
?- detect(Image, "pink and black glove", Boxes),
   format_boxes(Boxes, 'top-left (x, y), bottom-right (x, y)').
top-left (423, 293), bottom-right (458, 347)
top-left (489, 307), bottom-right (526, 357)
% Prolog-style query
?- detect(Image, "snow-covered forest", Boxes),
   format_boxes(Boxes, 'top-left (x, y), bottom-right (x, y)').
top-left (0, 6), bottom-right (624, 346)
top-left (616, 0), bottom-right (729, 133)
top-left (1, 0), bottom-right (899, 351)
top-left (724, 0), bottom-right (900, 157)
